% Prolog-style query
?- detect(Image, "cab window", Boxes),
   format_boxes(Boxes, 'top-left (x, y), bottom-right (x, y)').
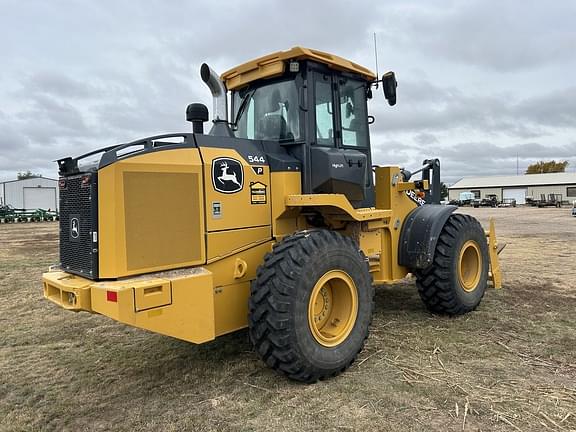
top-left (339, 79), bottom-right (368, 147)
top-left (314, 75), bottom-right (335, 146)
top-left (233, 80), bottom-right (299, 142)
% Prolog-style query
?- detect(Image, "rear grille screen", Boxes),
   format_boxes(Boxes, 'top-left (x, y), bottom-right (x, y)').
top-left (59, 174), bottom-right (98, 279)
top-left (124, 171), bottom-right (202, 271)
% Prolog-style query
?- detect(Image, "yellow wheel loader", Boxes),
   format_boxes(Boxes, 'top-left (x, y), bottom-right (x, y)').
top-left (43, 47), bottom-right (502, 383)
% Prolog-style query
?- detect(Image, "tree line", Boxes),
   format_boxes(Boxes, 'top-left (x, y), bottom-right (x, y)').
top-left (525, 160), bottom-right (569, 174)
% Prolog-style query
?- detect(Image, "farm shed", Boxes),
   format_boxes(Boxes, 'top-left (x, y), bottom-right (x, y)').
top-left (448, 172), bottom-right (576, 205)
top-left (1, 177), bottom-right (59, 211)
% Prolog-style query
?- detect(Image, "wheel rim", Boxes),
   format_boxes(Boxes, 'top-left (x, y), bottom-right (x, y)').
top-left (458, 240), bottom-right (482, 292)
top-left (308, 270), bottom-right (358, 347)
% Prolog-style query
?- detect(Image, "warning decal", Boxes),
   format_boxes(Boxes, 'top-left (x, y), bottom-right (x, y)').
top-left (250, 181), bottom-right (267, 205)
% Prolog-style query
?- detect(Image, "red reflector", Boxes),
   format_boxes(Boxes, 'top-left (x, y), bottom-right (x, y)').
top-left (106, 291), bottom-right (118, 302)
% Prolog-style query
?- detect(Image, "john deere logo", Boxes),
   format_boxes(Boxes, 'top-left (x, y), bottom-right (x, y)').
top-left (212, 157), bottom-right (243, 194)
top-left (70, 217), bottom-right (80, 239)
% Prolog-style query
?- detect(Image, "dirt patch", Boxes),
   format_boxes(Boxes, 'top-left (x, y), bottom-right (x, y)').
top-left (0, 208), bottom-right (575, 431)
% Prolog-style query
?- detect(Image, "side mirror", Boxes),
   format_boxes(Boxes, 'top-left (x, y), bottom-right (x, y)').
top-left (382, 71), bottom-right (397, 106)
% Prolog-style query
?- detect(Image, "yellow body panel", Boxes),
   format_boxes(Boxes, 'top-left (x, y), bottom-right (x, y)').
top-left (283, 167), bottom-right (419, 284)
top-left (200, 147), bottom-right (271, 232)
top-left (221, 46), bottom-right (376, 90)
top-left (92, 271), bottom-right (215, 343)
top-left (44, 271), bottom-right (92, 311)
top-left (372, 166), bottom-right (420, 282)
top-left (98, 148), bottom-right (205, 278)
top-left (213, 282), bottom-right (251, 336)
top-left (286, 194), bottom-right (391, 221)
top-left (207, 225), bottom-right (271, 262)
top-left (44, 269), bottom-right (215, 343)
top-left (205, 241), bottom-right (272, 290)
top-left (43, 240), bottom-right (275, 342)
top-left (270, 171), bottom-right (304, 238)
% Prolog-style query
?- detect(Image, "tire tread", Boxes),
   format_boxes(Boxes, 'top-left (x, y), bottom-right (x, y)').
top-left (415, 214), bottom-right (487, 315)
top-left (249, 230), bottom-right (374, 383)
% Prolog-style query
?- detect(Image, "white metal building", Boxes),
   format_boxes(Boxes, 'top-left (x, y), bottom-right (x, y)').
top-left (1, 177), bottom-right (59, 210)
top-left (448, 172), bottom-right (576, 205)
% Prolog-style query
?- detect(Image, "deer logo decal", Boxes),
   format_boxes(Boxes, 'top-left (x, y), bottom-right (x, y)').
top-left (211, 157), bottom-right (244, 194)
top-left (70, 217), bottom-right (80, 239)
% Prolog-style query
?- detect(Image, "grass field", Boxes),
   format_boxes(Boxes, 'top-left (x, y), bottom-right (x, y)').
top-left (1, 207), bottom-right (575, 431)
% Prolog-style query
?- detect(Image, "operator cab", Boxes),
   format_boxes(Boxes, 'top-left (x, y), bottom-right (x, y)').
top-left (223, 47), bottom-right (395, 208)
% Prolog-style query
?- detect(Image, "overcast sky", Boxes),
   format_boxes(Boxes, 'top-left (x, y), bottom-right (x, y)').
top-left (1, 0), bottom-right (575, 184)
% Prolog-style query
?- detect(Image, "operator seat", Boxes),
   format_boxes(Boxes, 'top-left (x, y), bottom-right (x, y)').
top-left (347, 117), bottom-right (361, 144)
top-left (257, 89), bottom-right (293, 141)
top-left (259, 115), bottom-right (287, 140)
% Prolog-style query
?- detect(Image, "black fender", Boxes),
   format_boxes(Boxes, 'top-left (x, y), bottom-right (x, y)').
top-left (398, 204), bottom-right (457, 270)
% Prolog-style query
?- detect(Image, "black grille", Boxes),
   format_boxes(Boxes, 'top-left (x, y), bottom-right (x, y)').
top-left (59, 173), bottom-right (99, 279)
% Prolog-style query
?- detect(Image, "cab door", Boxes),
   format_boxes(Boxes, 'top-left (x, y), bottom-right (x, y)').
top-left (308, 70), bottom-right (373, 207)
top-left (336, 76), bottom-right (375, 207)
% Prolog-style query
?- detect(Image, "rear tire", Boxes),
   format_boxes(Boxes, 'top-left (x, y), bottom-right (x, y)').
top-left (414, 214), bottom-right (488, 315)
top-left (249, 230), bottom-right (374, 383)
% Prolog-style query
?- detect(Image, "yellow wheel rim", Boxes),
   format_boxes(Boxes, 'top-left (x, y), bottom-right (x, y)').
top-left (308, 270), bottom-right (358, 347)
top-left (458, 240), bottom-right (482, 292)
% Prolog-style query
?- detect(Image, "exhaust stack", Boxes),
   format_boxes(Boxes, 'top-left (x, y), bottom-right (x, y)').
top-left (200, 63), bottom-right (233, 137)
top-left (200, 63), bottom-right (228, 122)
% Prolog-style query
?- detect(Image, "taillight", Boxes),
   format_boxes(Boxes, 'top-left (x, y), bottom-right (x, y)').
top-left (106, 291), bottom-right (118, 302)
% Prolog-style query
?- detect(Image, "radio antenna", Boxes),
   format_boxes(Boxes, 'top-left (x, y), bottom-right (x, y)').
top-left (373, 32), bottom-right (380, 88)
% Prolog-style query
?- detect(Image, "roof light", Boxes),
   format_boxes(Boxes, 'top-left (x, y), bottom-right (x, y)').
top-left (289, 61), bottom-right (299, 73)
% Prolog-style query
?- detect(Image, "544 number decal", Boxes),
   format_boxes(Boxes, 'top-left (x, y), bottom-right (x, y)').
top-left (247, 155), bottom-right (265, 164)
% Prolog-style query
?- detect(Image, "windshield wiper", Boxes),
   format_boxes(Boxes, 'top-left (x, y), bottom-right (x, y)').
top-left (232, 89), bottom-right (255, 129)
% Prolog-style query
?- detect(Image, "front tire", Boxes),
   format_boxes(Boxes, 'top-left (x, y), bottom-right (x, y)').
top-left (249, 230), bottom-right (374, 383)
top-left (415, 214), bottom-right (489, 315)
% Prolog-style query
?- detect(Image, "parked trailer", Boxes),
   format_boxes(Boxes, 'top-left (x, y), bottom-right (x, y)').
top-left (525, 196), bottom-right (537, 207)
top-left (537, 194), bottom-right (563, 208)
top-left (449, 191), bottom-right (476, 207)
top-left (499, 198), bottom-right (517, 208)
top-left (473, 194), bottom-right (499, 208)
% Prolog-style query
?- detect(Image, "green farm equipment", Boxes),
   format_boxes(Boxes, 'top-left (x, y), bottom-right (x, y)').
top-left (0, 205), bottom-right (58, 223)
top-left (0, 205), bottom-right (16, 223)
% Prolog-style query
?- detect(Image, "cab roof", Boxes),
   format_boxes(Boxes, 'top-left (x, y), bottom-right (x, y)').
top-left (221, 46), bottom-right (376, 91)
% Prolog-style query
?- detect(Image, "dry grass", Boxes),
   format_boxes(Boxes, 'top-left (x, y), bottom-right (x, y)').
top-left (1, 207), bottom-right (575, 431)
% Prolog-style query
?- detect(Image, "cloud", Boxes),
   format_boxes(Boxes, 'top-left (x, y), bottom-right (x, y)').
top-left (24, 71), bottom-right (101, 100)
top-left (368, 78), bottom-right (576, 146)
top-left (414, 132), bottom-right (439, 145)
top-left (407, 142), bottom-right (576, 183)
top-left (379, 0), bottom-right (576, 72)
